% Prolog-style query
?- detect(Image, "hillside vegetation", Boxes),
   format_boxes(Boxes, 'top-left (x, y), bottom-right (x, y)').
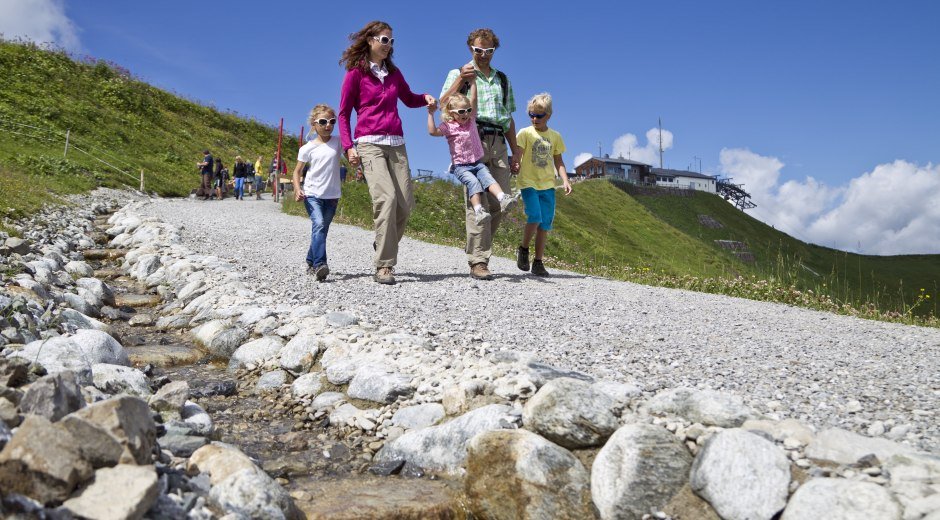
top-left (0, 39), bottom-right (297, 224)
top-left (2, 40), bottom-right (935, 326)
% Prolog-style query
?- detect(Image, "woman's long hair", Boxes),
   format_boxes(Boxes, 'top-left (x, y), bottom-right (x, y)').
top-left (339, 21), bottom-right (396, 73)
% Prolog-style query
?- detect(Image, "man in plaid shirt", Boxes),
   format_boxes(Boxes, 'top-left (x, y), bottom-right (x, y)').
top-left (440, 28), bottom-right (521, 281)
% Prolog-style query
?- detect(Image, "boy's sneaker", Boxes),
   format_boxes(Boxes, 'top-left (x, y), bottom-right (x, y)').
top-left (474, 210), bottom-right (491, 226)
top-left (531, 259), bottom-right (549, 277)
top-left (516, 246), bottom-right (530, 272)
top-left (499, 193), bottom-right (519, 213)
top-left (374, 266), bottom-right (396, 285)
top-left (314, 264), bottom-right (330, 282)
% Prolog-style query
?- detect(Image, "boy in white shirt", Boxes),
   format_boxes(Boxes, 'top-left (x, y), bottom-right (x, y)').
top-left (293, 104), bottom-right (343, 282)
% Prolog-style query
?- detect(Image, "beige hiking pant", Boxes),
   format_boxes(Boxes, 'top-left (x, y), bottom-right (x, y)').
top-left (358, 142), bottom-right (414, 268)
top-left (465, 135), bottom-right (511, 265)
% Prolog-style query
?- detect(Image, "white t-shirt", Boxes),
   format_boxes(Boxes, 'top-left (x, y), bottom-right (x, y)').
top-left (297, 137), bottom-right (342, 199)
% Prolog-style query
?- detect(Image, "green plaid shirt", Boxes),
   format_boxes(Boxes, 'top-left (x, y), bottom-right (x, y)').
top-left (441, 66), bottom-right (516, 133)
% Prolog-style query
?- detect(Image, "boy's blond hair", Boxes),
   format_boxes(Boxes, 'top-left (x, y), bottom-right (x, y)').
top-left (527, 92), bottom-right (553, 115)
top-left (440, 93), bottom-right (471, 123)
top-left (308, 104), bottom-right (335, 125)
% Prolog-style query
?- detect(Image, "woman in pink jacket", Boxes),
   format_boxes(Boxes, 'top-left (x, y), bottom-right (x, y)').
top-left (339, 20), bottom-right (436, 285)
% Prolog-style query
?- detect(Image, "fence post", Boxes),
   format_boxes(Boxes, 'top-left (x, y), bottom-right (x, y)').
top-left (140, 169), bottom-right (145, 192)
top-left (64, 129), bottom-right (70, 158)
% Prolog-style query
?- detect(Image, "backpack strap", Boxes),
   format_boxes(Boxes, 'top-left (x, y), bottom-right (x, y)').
top-left (458, 69), bottom-right (510, 108)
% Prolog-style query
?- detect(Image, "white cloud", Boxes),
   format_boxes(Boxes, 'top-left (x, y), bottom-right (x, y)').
top-left (719, 148), bottom-right (940, 255)
top-left (0, 0), bottom-right (80, 50)
top-left (573, 152), bottom-right (592, 167)
top-left (611, 128), bottom-right (674, 166)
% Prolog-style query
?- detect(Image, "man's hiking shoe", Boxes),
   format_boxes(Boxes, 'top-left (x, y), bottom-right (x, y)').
top-left (306, 264), bottom-right (315, 276)
top-left (473, 210), bottom-right (492, 226)
top-left (470, 263), bottom-right (494, 280)
top-left (516, 246), bottom-right (530, 272)
top-left (314, 264), bottom-right (330, 282)
top-left (374, 266), bottom-right (396, 285)
top-left (499, 193), bottom-right (519, 213)
top-left (531, 259), bottom-right (549, 277)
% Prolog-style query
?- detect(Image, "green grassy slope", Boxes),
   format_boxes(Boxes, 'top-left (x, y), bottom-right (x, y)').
top-left (0, 40), bottom-right (297, 223)
top-left (620, 182), bottom-right (940, 317)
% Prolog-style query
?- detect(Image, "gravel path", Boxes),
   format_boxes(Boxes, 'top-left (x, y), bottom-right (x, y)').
top-left (136, 195), bottom-right (940, 453)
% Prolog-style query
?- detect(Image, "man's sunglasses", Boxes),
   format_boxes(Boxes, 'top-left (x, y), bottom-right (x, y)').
top-left (450, 108), bottom-right (473, 115)
top-left (528, 113), bottom-right (547, 119)
top-left (373, 35), bottom-right (394, 46)
top-left (471, 46), bottom-right (495, 56)
top-left (316, 118), bottom-right (336, 126)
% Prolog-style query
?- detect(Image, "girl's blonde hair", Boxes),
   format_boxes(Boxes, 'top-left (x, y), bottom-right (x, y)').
top-left (440, 93), bottom-right (471, 123)
top-left (527, 92), bottom-right (553, 115)
top-left (308, 104), bottom-right (335, 126)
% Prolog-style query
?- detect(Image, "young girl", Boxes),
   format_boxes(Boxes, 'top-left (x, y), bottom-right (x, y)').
top-left (293, 104), bottom-right (343, 282)
top-left (428, 81), bottom-right (516, 225)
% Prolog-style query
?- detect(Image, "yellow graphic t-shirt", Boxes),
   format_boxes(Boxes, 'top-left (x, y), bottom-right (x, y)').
top-left (516, 126), bottom-right (566, 190)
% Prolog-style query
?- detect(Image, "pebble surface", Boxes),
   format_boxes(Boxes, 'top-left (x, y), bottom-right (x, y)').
top-left (136, 196), bottom-right (940, 453)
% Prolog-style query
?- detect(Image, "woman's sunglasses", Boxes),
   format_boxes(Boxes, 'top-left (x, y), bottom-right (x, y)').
top-left (471, 46), bottom-right (495, 56)
top-left (450, 108), bottom-right (473, 115)
top-left (528, 113), bottom-right (547, 119)
top-left (373, 35), bottom-right (394, 46)
top-left (316, 118), bottom-right (337, 126)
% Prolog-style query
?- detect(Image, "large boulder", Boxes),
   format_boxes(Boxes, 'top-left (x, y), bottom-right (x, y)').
top-left (279, 334), bottom-right (321, 373)
top-left (523, 377), bottom-right (620, 449)
top-left (92, 363), bottom-right (152, 396)
top-left (347, 365), bottom-right (413, 404)
top-left (19, 370), bottom-right (85, 421)
top-left (374, 404), bottom-right (520, 476)
top-left (188, 443), bottom-right (301, 519)
top-left (782, 478), bottom-right (902, 519)
top-left (591, 423), bottom-right (692, 520)
top-left (465, 429), bottom-right (594, 519)
top-left (690, 429), bottom-right (791, 520)
top-left (0, 415), bottom-right (93, 505)
top-left (10, 330), bottom-right (128, 384)
top-left (229, 336), bottom-right (285, 370)
top-left (646, 387), bottom-right (754, 427)
top-left (60, 395), bottom-right (156, 467)
top-left (63, 464), bottom-right (159, 520)
top-left (149, 380), bottom-right (190, 418)
top-left (804, 428), bottom-right (915, 465)
top-left (75, 277), bottom-right (116, 307)
top-left (392, 403), bottom-right (445, 430)
top-left (291, 373), bottom-right (323, 398)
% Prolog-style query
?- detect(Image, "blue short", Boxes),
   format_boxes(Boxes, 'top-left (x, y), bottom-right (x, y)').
top-left (520, 187), bottom-right (555, 231)
top-left (450, 162), bottom-right (496, 198)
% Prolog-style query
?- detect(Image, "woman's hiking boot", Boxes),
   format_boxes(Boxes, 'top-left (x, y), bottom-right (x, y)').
top-left (374, 266), bottom-right (395, 285)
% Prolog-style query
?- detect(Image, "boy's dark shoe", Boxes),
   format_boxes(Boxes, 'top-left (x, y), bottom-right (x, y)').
top-left (374, 266), bottom-right (396, 285)
top-left (531, 260), bottom-right (549, 277)
top-left (315, 264), bottom-right (330, 282)
top-left (470, 262), bottom-right (494, 280)
top-left (516, 246), bottom-right (530, 272)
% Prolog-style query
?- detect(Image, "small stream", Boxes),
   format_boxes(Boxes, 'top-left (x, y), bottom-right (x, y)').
top-left (87, 214), bottom-right (469, 519)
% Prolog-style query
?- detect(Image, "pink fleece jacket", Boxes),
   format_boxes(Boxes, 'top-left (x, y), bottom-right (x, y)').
top-left (339, 66), bottom-right (428, 151)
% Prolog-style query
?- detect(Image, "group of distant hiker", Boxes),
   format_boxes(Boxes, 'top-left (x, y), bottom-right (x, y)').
top-left (204, 22), bottom-right (572, 285)
top-left (195, 151), bottom-right (274, 201)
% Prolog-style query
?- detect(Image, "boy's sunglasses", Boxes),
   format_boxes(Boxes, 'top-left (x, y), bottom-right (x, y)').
top-left (528, 113), bottom-right (547, 119)
top-left (373, 35), bottom-right (394, 46)
top-left (471, 46), bottom-right (495, 56)
top-left (450, 108), bottom-right (473, 115)
top-left (316, 118), bottom-right (336, 126)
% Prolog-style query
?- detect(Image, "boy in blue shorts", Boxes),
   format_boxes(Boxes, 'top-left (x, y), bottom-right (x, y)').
top-left (514, 92), bottom-right (571, 277)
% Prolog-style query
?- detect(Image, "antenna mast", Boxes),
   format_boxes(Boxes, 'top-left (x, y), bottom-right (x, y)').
top-left (658, 118), bottom-right (664, 168)
top-left (598, 141), bottom-right (602, 157)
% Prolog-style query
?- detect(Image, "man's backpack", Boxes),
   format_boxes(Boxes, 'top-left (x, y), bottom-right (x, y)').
top-left (458, 69), bottom-right (509, 108)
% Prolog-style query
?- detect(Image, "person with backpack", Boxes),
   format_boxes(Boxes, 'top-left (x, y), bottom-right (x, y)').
top-left (213, 158), bottom-right (226, 200)
top-left (196, 150), bottom-right (214, 200)
top-left (440, 28), bottom-right (521, 280)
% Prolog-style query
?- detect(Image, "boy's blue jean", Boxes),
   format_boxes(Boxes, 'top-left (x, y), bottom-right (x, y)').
top-left (234, 178), bottom-right (245, 199)
top-left (302, 196), bottom-right (338, 267)
top-left (451, 162), bottom-right (496, 198)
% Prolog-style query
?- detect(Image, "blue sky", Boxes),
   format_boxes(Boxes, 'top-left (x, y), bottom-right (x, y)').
top-left (3, 0), bottom-right (939, 254)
